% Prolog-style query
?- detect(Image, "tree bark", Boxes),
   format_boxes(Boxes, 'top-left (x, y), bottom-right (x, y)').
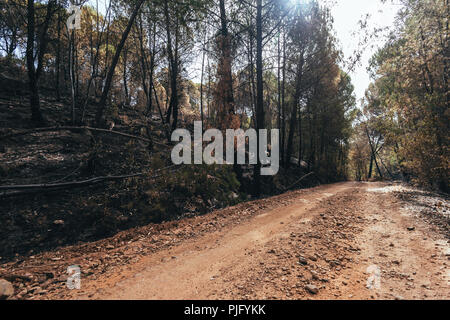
top-left (26, 0), bottom-right (56, 125)
top-left (163, 1), bottom-right (180, 132)
top-left (95, 0), bottom-right (146, 126)
top-left (217, 0), bottom-right (235, 129)
top-left (285, 52), bottom-right (304, 167)
top-left (253, 0), bottom-right (264, 197)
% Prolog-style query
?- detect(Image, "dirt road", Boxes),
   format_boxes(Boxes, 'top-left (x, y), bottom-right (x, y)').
top-left (1, 182), bottom-right (449, 300)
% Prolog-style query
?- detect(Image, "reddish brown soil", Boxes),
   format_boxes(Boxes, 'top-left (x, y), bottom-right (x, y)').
top-left (1, 182), bottom-right (448, 300)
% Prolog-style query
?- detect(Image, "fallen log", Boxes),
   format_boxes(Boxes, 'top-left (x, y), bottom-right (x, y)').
top-left (0, 165), bottom-right (180, 197)
top-left (0, 126), bottom-right (169, 148)
top-left (0, 173), bottom-right (145, 191)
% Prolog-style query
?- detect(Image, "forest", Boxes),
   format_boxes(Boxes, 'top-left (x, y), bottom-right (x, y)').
top-left (353, 0), bottom-right (449, 193)
top-left (0, 0), bottom-right (448, 261)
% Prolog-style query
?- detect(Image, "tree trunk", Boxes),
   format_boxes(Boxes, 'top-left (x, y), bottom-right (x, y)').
top-left (55, 4), bottom-right (61, 101)
top-left (26, 0), bottom-right (42, 125)
top-left (285, 52), bottom-right (304, 167)
top-left (217, 0), bottom-right (235, 130)
top-left (281, 32), bottom-right (286, 166)
top-left (200, 30), bottom-right (206, 131)
top-left (69, 29), bottom-right (76, 124)
top-left (123, 49), bottom-right (129, 106)
top-left (253, 0), bottom-right (264, 197)
top-left (95, 0), bottom-right (146, 126)
top-left (366, 128), bottom-right (383, 179)
top-left (163, 1), bottom-right (180, 132)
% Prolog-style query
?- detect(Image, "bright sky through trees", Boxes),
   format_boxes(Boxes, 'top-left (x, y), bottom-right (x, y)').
top-left (321, 0), bottom-right (400, 102)
top-left (90, 0), bottom-right (399, 102)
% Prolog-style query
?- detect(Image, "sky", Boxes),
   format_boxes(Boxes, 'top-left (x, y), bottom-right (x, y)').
top-left (320, 0), bottom-right (401, 102)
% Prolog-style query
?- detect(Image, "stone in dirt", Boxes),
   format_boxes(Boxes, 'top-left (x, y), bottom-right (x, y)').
top-left (0, 279), bottom-right (14, 299)
top-left (310, 271), bottom-right (320, 280)
top-left (305, 284), bottom-right (318, 294)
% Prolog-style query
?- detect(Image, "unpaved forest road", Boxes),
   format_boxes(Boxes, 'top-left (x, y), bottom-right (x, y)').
top-left (2, 182), bottom-right (449, 300)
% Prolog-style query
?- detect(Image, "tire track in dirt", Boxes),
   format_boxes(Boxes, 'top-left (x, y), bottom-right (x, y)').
top-left (69, 183), bottom-right (355, 299)
top-left (322, 185), bottom-right (449, 300)
top-left (80, 182), bottom-right (448, 300)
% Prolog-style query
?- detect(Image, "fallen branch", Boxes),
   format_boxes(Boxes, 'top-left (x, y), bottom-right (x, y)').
top-left (0, 126), bottom-right (169, 148)
top-left (0, 165), bottom-right (180, 197)
top-left (284, 172), bottom-right (315, 191)
top-left (0, 173), bottom-right (145, 191)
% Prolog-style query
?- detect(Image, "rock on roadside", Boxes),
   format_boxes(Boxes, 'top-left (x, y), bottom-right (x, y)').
top-left (305, 284), bottom-right (318, 295)
top-left (0, 279), bottom-right (14, 299)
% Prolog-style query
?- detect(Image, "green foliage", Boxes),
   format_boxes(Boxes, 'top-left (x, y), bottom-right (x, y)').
top-left (112, 163), bottom-right (242, 224)
top-left (362, 0), bottom-right (449, 191)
